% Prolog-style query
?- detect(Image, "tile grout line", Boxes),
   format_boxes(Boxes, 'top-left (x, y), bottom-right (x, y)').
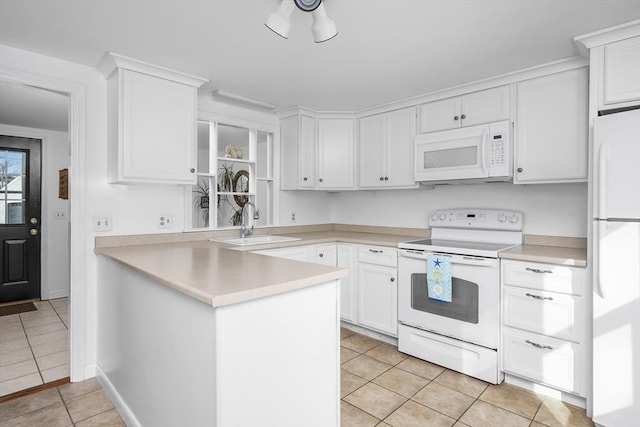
top-left (341, 332), bottom-right (550, 426)
top-left (18, 308), bottom-right (45, 386)
top-left (57, 386), bottom-right (76, 426)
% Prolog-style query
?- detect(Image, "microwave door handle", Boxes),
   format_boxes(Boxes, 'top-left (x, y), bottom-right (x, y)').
top-left (480, 127), bottom-right (488, 174)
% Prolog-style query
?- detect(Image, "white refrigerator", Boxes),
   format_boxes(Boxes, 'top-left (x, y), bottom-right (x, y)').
top-left (593, 109), bottom-right (640, 427)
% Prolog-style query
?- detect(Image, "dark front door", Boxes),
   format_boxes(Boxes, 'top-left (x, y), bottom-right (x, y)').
top-left (0, 135), bottom-right (41, 303)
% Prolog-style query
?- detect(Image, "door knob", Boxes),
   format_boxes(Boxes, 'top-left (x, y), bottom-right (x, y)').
top-left (30, 217), bottom-right (38, 224)
top-left (30, 229), bottom-right (38, 236)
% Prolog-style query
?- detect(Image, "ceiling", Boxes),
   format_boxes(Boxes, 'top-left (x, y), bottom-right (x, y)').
top-left (1, 0), bottom-right (639, 131)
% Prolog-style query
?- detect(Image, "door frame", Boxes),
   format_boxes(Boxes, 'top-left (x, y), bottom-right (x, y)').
top-left (0, 67), bottom-right (87, 382)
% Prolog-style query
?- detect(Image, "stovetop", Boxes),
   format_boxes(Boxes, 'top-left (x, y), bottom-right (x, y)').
top-left (398, 238), bottom-right (519, 258)
top-left (398, 208), bottom-right (524, 258)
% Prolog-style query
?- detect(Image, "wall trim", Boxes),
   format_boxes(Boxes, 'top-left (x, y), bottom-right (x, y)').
top-left (0, 65), bottom-right (88, 383)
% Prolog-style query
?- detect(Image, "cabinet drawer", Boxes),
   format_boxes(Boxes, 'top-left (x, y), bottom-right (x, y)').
top-left (502, 260), bottom-right (584, 295)
top-left (358, 246), bottom-right (397, 267)
top-left (503, 328), bottom-right (584, 395)
top-left (503, 286), bottom-right (582, 342)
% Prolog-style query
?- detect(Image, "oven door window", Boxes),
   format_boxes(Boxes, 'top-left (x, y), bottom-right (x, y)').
top-left (410, 273), bottom-right (479, 324)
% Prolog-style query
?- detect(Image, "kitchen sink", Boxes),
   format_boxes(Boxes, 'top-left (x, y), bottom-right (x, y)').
top-left (210, 235), bottom-right (301, 246)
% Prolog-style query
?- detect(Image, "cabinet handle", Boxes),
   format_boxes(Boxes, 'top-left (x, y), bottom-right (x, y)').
top-left (390, 277), bottom-right (395, 282)
top-left (319, 178), bottom-right (323, 183)
top-left (384, 177), bottom-right (389, 181)
top-left (525, 267), bottom-right (553, 274)
top-left (461, 114), bottom-right (466, 120)
top-left (368, 249), bottom-right (383, 253)
top-left (525, 340), bottom-right (553, 350)
top-left (517, 167), bottom-right (523, 173)
top-left (379, 177), bottom-right (384, 181)
top-left (454, 115), bottom-right (459, 121)
top-left (189, 168), bottom-right (195, 173)
top-left (525, 293), bottom-right (553, 301)
top-left (319, 253), bottom-right (324, 258)
top-left (303, 177), bottom-right (308, 181)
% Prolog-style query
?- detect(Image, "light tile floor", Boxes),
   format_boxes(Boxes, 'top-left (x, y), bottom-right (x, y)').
top-left (0, 324), bottom-right (594, 426)
top-left (0, 298), bottom-right (69, 397)
top-left (0, 377), bottom-right (124, 426)
top-left (340, 328), bottom-right (594, 427)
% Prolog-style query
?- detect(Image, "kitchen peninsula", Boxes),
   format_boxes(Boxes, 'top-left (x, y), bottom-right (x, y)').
top-left (96, 238), bottom-right (347, 427)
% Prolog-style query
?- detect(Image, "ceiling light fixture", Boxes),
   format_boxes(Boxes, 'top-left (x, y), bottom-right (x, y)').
top-left (265, 0), bottom-right (338, 43)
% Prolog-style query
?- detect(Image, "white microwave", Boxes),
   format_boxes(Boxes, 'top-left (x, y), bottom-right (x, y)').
top-left (414, 120), bottom-right (512, 183)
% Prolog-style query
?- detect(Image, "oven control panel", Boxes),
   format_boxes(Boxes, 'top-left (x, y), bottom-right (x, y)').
top-left (428, 209), bottom-right (523, 231)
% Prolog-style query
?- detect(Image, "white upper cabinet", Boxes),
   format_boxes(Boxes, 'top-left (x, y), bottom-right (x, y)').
top-left (514, 68), bottom-right (588, 184)
top-left (280, 115), bottom-right (355, 190)
top-left (604, 36), bottom-right (640, 107)
top-left (280, 114), bottom-right (316, 190)
top-left (98, 53), bottom-right (207, 184)
top-left (317, 119), bottom-right (355, 189)
top-left (359, 107), bottom-right (417, 189)
top-left (419, 86), bottom-right (510, 133)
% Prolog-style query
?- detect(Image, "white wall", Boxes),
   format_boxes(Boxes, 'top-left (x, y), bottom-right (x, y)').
top-left (328, 182), bottom-right (588, 237)
top-left (0, 124), bottom-right (71, 299)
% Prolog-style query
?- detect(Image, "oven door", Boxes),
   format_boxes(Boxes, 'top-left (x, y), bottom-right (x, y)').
top-left (398, 249), bottom-right (500, 349)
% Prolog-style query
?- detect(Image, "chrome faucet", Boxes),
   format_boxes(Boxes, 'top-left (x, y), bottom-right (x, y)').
top-left (239, 201), bottom-right (259, 238)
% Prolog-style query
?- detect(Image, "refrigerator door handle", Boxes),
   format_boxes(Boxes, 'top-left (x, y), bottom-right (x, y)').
top-left (596, 221), bottom-right (607, 299)
top-left (598, 142), bottom-right (608, 220)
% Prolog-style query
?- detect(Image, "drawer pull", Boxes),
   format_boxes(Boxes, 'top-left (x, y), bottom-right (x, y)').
top-left (525, 293), bottom-right (554, 301)
top-left (368, 249), bottom-right (383, 254)
top-left (526, 340), bottom-right (553, 350)
top-left (526, 267), bottom-right (553, 274)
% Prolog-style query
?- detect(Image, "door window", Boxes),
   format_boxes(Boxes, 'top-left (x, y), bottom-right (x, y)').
top-left (0, 149), bottom-right (27, 225)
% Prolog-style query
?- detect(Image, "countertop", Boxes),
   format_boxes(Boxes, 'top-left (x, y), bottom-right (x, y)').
top-left (499, 245), bottom-right (587, 267)
top-left (96, 227), bottom-right (587, 309)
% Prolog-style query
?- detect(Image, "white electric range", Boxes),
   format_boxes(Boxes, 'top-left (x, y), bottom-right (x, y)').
top-left (397, 208), bottom-right (523, 384)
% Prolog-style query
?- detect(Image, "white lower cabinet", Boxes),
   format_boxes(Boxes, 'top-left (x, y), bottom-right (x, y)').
top-left (502, 328), bottom-right (584, 395)
top-left (254, 242), bottom-right (398, 334)
top-left (357, 246), bottom-right (398, 337)
top-left (337, 244), bottom-right (358, 323)
top-left (501, 259), bottom-right (586, 396)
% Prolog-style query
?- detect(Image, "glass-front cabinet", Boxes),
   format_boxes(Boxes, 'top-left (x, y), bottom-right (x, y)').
top-left (190, 120), bottom-right (273, 230)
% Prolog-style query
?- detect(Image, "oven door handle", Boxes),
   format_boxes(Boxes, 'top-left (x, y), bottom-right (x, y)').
top-left (399, 250), bottom-right (496, 267)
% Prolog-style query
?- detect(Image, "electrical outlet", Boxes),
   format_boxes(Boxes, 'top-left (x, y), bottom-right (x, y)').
top-left (54, 211), bottom-right (67, 220)
top-left (93, 215), bottom-right (113, 232)
top-left (291, 212), bottom-right (296, 223)
top-left (158, 214), bottom-right (173, 229)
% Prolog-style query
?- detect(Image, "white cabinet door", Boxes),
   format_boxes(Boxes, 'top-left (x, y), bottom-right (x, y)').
top-left (359, 108), bottom-right (416, 189)
top-left (116, 69), bottom-right (198, 184)
top-left (357, 263), bottom-right (397, 336)
top-left (419, 96), bottom-right (461, 133)
top-left (338, 244), bottom-right (358, 323)
top-left (300, 115), bottom-right (317, 189)
top-left (315, 244), bottom-right (337, 266)
top-left (385, 107), bottom-right (417, 188)
top-left (515, 68), bottom-right (588, 183)
top-left (503, 286), bottom-right (582, 343)
top-left (359, 114), bottom-right (386, 188)
top-left (503, 327), bottom-right (584, 395)
top-left (604, 36), bottom-right (640, 106)
top-left (461, 86), bottom-right (510, 128)
top-left (317, 119), bottom-right (355, 189)
top-left (280, 115), bottom-right (316, 190)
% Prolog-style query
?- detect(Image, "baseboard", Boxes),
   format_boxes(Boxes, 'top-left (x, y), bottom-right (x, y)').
top-left (42, 289), bottom-right (70, 300)
top-left (96, 366), bottom-right (141, 427)
top-left (340, 321), bottom-right (398, 346)
top-left (504, 373), bottom-right (586, 408)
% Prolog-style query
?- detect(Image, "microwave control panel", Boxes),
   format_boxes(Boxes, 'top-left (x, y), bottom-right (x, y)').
top-left (487, 120), bottom-right (512, 176)
top-left (490, 133), bottom-right (506, 166)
